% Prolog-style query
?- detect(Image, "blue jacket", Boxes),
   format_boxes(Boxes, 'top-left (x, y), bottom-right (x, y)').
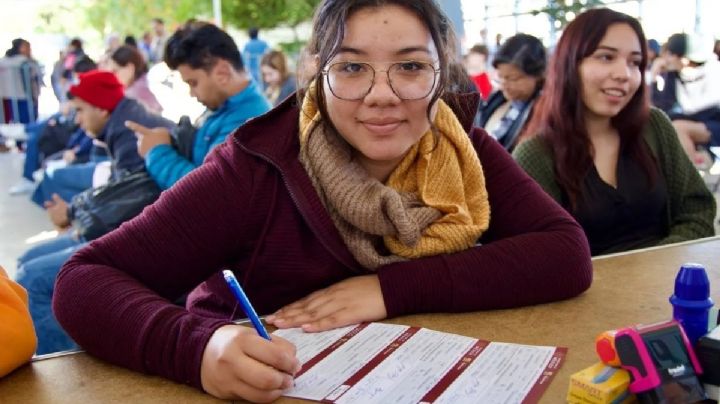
top-left (145, 80), bottom-right (270, 190)
top-left (242, 39), bottom-right (269, 88)
top-left (99, 97), bottom-right (174, 180)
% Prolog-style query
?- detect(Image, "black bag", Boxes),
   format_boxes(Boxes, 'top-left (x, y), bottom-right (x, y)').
top-left (170, 115), bottom-right (197, 160)
top-left (69, 170), bottom-right (161, 241)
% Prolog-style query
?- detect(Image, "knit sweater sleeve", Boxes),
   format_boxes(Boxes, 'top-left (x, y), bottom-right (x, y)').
top-left (53, 141), bottom-right (249, 389)
top-left (377, 129), bottom-right (592, 316)
top-left (511, 136), bottom-right (563, 203)
top-left (648, 108), bottom-right (716, 245)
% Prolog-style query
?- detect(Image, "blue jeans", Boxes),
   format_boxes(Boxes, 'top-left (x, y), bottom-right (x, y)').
top-left (17, 233), bottom-right (86, 354)
top-left (31, 161), bottom-right (98, 207)
top-left (22, 119), bottom-right (49, 181)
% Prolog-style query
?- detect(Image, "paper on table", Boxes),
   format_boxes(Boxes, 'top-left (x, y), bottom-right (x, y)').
top-left (274, 323), bottom-right (565, 404)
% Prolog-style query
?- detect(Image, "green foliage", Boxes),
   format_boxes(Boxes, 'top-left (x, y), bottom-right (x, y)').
top-left (35, 0), bottom-right (90, 35)
top-left (35, 0), bottom-right (320, 40)
top-left (530, 0), bottom-right (606, 29)
top-left (48, 0), bottom-right (211, 38)
top-left (222, 0), bottom-right (321, 29)
top-left (278, 40), bottom-right (307, 58)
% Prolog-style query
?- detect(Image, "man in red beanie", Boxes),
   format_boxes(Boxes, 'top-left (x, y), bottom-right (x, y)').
top-left (40, 69), bottom-right (174, 231)
top-left (15, 69), bottom-right (174, 354)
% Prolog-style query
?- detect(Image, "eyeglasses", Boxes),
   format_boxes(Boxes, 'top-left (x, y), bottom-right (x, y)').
top-left (495, 74), bottom-right (528, 85)
top-left (322, 61), bottom-right (441, 101)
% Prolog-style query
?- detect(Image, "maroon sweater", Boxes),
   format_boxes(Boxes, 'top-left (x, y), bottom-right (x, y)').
top-left (53, 96), bottom-right (592, 391)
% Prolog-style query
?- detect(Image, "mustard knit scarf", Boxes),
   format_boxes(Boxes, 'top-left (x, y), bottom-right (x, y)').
top-left (298, 87), bottom-right (490, 269)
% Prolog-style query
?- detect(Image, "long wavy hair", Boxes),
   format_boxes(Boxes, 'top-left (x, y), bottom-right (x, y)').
top-left (523, 8), bottom-right (656, 209)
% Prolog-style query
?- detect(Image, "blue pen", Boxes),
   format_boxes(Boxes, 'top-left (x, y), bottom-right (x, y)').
top-left (222, 270), bottom-right (271, 340)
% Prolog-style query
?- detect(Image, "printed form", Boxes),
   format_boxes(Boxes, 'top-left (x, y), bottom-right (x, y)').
top-left (274, 323), bottom-right (565, 404)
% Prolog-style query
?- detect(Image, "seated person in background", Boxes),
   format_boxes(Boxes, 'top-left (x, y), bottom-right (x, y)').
top-left (650, 33), bottom-right (720, 164)
top-left (646, 39), bottom-right (660, 69)
top-left (50, 128), bottom-right (95, 166)
top-left (53, 1), bottom-right (592, 401)
top-left (10, 56), bottom-right (97, 196)
top-left (475, 34), bottom-right (546, 152)
top-left (261, 50), bottom-right (297, 106)
top-left (446, 61), bottom-right (478, 94)
top-left (106, 45), bottom-right (163, 114)
top-left (0, 265), bottom-right (36, 377)
top-left (464, 44), bottom-right (492, 100)
top-left (126, 22), bottom-right (270, 191)
top-left (16, 70), bottom-right (174, 355)
top-left (29, 130), bottom-right (107, 207)
top-left (513, 8), bottom-right (715, 256)
top-left (295, 46), bottom-right (318, 90)
top-left (29, 56), bottom-right (103, 205)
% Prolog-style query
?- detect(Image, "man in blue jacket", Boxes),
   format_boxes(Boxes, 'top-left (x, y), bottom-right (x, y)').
top-left (127, 22), bottom-right (270, 190)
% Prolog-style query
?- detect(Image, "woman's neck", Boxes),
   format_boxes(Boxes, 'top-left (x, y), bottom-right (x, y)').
top-left (584, 111), bottom-right (621, 187)
top-left (585, 111), bottom-right (614, 141)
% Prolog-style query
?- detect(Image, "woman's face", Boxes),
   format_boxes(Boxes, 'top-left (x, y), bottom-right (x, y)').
top-left (261, 65), bottom-right (282, 86)
top-left (578, 23), bottom-right (643, 121)
top-left (322, 4), bottom-right (439, 179)
top-left (495, 63), bottom-right (539, 102)
top-left (106, 59), bottom-right (135, 87)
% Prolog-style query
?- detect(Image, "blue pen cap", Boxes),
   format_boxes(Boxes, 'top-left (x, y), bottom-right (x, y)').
top-left (670, 263), bottom-right (713, 306)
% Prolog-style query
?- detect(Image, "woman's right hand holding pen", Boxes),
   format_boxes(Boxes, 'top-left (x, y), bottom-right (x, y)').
top-left (200, 325), bottom-right (301, 402)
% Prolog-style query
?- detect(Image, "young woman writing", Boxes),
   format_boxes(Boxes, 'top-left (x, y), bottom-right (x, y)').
top-left (54, 1), bottom-right (592, 401)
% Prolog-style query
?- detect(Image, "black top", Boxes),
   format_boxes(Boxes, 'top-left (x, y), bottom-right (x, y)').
top-left (474, 90), bottom-right (539, 152)
top-left (571, 149), bottom-right (668, 256)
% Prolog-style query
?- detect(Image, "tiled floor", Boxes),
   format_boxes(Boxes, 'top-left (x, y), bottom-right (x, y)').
top-left (0, 151), bottom-right (55, 279)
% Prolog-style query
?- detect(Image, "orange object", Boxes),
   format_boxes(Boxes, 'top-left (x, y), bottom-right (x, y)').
top-left (0, 266), bottom-right (37, 377)
top-left (596, 330), bottom-right (620, 367)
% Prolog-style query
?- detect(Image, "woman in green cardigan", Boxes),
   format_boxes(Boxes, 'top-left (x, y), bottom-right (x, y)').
top-left (513, 8), bottom-right (715, 256)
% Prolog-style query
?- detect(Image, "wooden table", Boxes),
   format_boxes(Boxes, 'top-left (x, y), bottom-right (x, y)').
top-left (2, 237), bottom-right (719, 403)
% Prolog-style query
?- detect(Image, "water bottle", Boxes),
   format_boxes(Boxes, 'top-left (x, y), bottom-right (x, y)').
top-left (669, 263), bottom-right (714, 345)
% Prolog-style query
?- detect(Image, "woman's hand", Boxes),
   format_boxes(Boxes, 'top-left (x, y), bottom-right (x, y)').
top-left (200, 325), bottom-right (300, 402)
top-left (266, 275), bottom-right (387, 332)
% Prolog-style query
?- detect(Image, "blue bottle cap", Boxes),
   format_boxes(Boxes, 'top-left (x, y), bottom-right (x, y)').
top-left (669, 263), bottom-right (712, 306)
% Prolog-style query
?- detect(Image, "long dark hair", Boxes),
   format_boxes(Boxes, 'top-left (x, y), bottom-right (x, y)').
top-left (523, 8), bottom-right (655, 208)
top-left (304, 0), bottom-right (457, 138)
top-left (5, 38), bottom-right (29, 57)
top-left (492, 33), bottom-right (546, 77)
top-left (111, 45), bottom-right (148, 81)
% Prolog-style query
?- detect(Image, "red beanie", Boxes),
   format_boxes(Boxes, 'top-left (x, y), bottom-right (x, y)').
top-left (69, 70), bottom-right (125, 112)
